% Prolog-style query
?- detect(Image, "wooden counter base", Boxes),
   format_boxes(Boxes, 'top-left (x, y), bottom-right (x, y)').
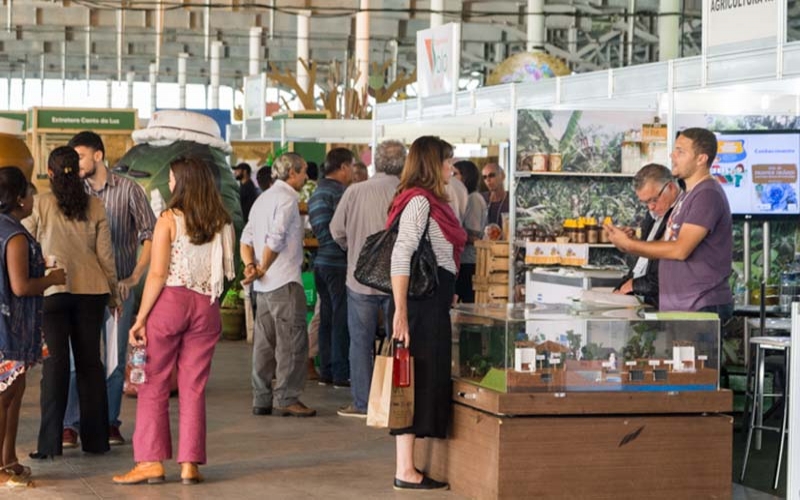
top-left (415, 401), bottom-right (733, 499)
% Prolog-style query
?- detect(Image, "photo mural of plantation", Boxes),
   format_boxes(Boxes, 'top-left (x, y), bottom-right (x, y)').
top-left (515, 109), bottom-right (800, 275)
top-left (514, 109), bottom-right (655, 266)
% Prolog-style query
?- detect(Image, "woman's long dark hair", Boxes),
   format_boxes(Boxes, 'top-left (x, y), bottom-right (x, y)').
top-left (48, 146), bottom-right (88, 221)
top-left (0, 167), bottom-right (28, 215)
top-left (167, 157), bottom-right (232, 245)
top-left (453, 160), bottom-right (480, 193)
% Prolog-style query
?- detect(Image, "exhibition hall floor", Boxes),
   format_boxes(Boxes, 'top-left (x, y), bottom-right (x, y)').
top-left (10, 341), bottom-right (782, 499)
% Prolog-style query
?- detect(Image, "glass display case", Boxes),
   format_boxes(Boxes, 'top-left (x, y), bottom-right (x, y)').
top-left (452, 303), bottom-right (720, 394)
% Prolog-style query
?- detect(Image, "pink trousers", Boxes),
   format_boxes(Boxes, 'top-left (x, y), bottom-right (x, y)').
top-left (132, 286), bottom-right (220, 464)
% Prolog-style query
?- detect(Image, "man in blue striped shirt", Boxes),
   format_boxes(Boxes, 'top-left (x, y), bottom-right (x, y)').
top-left (63, 131), bottom-right (156, 448)
top-left (308, 148), bottom-right (354, 387)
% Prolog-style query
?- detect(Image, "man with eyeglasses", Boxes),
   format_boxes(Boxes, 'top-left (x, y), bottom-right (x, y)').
top-left (480, 163), bottom-right (509, 229)
top-left (606, 128), bottom-right (733, 321)
top-left (613, 163), bottom-right (680, 308)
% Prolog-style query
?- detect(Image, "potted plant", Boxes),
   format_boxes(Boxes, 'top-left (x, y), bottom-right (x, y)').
top-left (220, 282), bottom-right (246, 340)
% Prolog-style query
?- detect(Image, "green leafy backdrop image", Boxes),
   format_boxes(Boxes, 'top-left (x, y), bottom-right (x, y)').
top-left (113, 141), bottom-right (244, 239)
top-left (515, 109), bottom-right (655, 265)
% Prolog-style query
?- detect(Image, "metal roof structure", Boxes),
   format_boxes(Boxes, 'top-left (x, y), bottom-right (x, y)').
top-left (0, 0), bottom-right (725, 90)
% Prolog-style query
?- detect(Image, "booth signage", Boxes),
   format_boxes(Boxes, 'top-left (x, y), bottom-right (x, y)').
top-left (35, 109), bottom-right (136, 131)
top-left (416, 23), bottom-right (461, 98)
top-left (704, 0), bottom-right (778, 54)
top-left (243, 74), bottom-right (265, 121)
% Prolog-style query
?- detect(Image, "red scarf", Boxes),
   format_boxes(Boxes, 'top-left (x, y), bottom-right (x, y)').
top-left (386, 187), bottom-right (467, 269)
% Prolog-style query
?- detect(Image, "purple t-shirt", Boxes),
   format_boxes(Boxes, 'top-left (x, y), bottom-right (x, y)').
top-left (658, 178), bottom-right (733, 312)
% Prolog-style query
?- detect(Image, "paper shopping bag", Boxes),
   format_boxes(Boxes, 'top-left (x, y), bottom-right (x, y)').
top-left (367, 343), bottom-right (414, 429)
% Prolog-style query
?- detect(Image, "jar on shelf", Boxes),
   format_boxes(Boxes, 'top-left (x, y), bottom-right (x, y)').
top-left (586, 217), bottom-right (599, 244)
top-left (600, 216), bottom-right (613, 243)
top-left (531, 153), bottom-right (549, 172)
top-left (575, 217), bottom-right (587, 244)
top-left (563, 218), bottom-right (577, 242)
top-left (549, 153), bottom-right (562, 172)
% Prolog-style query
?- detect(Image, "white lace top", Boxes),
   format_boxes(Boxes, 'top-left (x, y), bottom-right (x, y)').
top-left (165, 213), bottom-right (235, 302)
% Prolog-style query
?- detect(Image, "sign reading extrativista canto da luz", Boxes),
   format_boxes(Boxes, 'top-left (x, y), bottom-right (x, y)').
top-left (704, 0), bottom-right (778, 55)
top-left (415, 23), bottom-right (461, 98)
top-left (32, 109), bottom-right (137, 131)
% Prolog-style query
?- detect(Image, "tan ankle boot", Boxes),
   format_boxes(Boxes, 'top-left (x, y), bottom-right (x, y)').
top-left (113, 462), bottom-right (165, 485)
top-left (180, 462), bottom-right (203, 485)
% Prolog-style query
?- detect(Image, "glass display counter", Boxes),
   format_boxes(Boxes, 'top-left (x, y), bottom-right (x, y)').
top-left (414, 303), bottom-right (733, 499)
top-left (451, 303), bottom-right (720, 394)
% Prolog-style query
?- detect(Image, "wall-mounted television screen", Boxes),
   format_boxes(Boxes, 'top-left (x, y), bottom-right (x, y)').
top-left (712, 130), bottom-right (800, 218)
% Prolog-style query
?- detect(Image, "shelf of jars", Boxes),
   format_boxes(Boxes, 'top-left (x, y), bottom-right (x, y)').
top-left (515, 171), bottom-right (635, 178)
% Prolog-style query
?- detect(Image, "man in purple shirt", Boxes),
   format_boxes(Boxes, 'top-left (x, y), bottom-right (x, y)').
top-left (605, 127), bottom-right (733, 321)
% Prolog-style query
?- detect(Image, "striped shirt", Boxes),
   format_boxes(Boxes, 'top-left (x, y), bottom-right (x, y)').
top-left (84, 172), bottom-right (156, 280)
top-left (308, 177), bottom-right (347, 269)
top-left (391, 195), bottom-right (456, 277)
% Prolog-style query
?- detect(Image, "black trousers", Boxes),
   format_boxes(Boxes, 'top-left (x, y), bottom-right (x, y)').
top-left (455, 263), bottom-right (476, 303)
top-left (37, 293), bottom-right (110, 455)
top-left (391, 268), bottom-right (455, 439)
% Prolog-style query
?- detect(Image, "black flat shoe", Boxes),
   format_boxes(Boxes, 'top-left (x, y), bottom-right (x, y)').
top-left (393, 475), bottom-right (449, 491)
top-left (28, 451), bottom-right (52, 460)
top-left (252, 406), bottom-right (272, 416)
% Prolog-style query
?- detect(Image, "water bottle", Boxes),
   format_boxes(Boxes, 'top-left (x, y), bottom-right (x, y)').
top-left (733, 276), bottom-right (747, 307)
top-left (779, 254), bottom-right (800, 314)
top-left (129, 346), bottom-right (147, 385)
top-left (392, 341), bottom-right (411, 388)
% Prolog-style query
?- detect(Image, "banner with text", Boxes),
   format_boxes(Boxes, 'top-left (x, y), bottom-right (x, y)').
top-left (416, 23), bottom-right (461, 98)
top-left (35, 109), bottom-right (137, 131)
top-left (704, 0), bottom-right (778, 55)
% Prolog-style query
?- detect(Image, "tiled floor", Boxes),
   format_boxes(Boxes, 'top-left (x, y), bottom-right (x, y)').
top-left (8, 340), bottom-right (784, 499)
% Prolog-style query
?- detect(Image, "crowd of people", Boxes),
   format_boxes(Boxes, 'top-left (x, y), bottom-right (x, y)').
top-left (0, 126), bottom-right (730, 491)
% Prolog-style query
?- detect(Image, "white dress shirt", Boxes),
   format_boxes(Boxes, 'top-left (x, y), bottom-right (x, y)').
top-left (240, 179), bottom-right (304, 293)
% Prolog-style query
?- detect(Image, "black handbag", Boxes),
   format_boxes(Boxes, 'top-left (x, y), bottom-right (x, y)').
top-left (354, 214), bottom-right (439, 298)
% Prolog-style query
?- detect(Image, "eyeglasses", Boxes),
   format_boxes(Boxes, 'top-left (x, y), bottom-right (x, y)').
top-left (482, 173), bottom-right (497, 180)
top-left (640, 182), bottom-right (670, 206)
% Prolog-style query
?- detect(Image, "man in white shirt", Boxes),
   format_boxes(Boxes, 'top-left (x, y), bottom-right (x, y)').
top-left (241, 153), bottom-right (315, 417)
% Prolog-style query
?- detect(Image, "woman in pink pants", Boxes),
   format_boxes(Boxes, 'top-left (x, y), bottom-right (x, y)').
top-left (113, 157), bottom-right (234, 485)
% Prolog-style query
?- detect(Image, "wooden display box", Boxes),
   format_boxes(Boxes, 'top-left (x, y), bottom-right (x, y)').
top-left (474, 240), bottom-right (509, 303)
top-left (414, 381), bottom-right (733, 499)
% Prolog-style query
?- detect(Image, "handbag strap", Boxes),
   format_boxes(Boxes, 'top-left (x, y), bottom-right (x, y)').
top-left (390, 206), bottom-right (433, 245)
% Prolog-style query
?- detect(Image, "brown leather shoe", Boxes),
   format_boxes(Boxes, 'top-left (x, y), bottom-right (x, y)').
top-left (274, 401), bottom-right (316, 417)
top-left (180, 462), bottom-right (204, 485)
top-left (112, 462), bottom-right (165, 485)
